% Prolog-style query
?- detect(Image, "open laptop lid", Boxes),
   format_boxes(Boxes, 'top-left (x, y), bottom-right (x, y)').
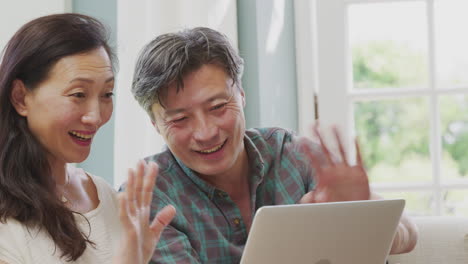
top-left (240, 199), bottom-right (405, 264)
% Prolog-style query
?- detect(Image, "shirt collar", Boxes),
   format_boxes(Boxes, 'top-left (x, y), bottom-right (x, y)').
top-left (174, 156), bottom-right (217, 199)
top-left (243, 132), bottom-right (266, 185)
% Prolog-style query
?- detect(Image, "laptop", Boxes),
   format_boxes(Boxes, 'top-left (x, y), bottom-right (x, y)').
top-left (240, 199), bottom-right (404, 264)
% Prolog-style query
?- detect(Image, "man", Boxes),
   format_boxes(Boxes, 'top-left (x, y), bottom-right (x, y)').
top-left (130, 27), bottom-right (418, 263)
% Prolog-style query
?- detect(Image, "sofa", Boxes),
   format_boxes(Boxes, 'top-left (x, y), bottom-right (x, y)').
top-left (387, 216), bottom-right (468, 264)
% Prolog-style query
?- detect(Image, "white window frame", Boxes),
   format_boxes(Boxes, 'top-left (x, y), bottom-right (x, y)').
top-left (296, 0), bottom-right (468, 215)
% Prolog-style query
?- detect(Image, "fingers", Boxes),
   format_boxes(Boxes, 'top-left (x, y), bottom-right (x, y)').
top-left (299, 190), bottom-right (330, 204)
top-left (332, 126), bottom-right (348, 165)
top-left (312, 124), bottom-right (334, 165)
top-left (298, 137), bottom-right (321, 169)
top-left (299, 191), bottom-right (315, 204)
top-left (355, 137), bottom-right (364, 168)
top-left (150, 205), bottom-right (176, 237)
top-left (142, 162), bottom-right (158, 207)
top-left (134, 160), bottom-right (145, 208)
top-left (118, 192), bottom-right (131, 227)
top-left (126, 160), bottom-right (158, 210)
top-left (126, 168), bottom-right (137, 215)
top-left (300, 140), bottom-right (323, 178)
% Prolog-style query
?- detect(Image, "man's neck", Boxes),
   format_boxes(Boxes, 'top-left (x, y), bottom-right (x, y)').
top-left (200, 148), bottom-right (250, 199)
top-left (198, 148), bottom-right (253, 230)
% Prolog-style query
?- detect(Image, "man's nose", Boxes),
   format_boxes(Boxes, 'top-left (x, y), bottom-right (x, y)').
top-left (192, 115), bottom-right (218, 142)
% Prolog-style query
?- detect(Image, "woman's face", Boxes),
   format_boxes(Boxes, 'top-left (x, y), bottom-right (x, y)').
top-left (16, 47), bottom-right (114, 166)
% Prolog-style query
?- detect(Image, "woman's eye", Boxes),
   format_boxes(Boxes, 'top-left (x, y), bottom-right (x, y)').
top-left (104, 92), bottom-right (114, 98)
top-left (71, 92), bottom-right (85, 98)
top-left (212, 103), bottom-right (227, 110)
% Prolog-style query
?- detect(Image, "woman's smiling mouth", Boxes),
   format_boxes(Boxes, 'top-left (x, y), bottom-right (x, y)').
top-left (68, 131), bottom-right (94, 141)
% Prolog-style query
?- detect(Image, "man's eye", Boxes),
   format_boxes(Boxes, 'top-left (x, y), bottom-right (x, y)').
top-left (172, 117), bottom-right (187, 123)
top-left (212, 103), bottom-right (227, 110)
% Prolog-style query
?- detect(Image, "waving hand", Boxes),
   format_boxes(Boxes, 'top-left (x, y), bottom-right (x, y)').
top-left (300, 126), bottom-right (370, 203)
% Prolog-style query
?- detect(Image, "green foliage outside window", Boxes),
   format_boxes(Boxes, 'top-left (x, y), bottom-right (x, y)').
top-left (353, 41), bottom-right (468, 179)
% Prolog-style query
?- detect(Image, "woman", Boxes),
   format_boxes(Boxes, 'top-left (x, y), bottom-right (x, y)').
top-left (0, 13), bottom-right (175, 263)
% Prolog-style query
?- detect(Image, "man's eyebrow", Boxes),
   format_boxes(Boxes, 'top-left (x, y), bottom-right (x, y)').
top-left (206, 89), bottom-right (236, 103)
top-left (69, 76), bottom-right (115, 84)
top-left (207, 93), bottom-right (230, 102)
top-left (164, 108), bottom-right (187, 116)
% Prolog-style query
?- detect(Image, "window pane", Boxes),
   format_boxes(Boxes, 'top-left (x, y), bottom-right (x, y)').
top-left (381, 191), bottom-right (434, 216)
top-left (440, 95), bottom-right (468, 182)
top-left (348, 2), bottom-right (428, 89)
top-left (434, 0), bottom-right (468, 88)
top-left (442, 189), bottom-right (468, 216)
top-left (354, 97), bottom-right (431, 183)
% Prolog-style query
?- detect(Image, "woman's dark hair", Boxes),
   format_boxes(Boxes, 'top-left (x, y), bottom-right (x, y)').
top-left (0, 13), bottom-right (115, 261)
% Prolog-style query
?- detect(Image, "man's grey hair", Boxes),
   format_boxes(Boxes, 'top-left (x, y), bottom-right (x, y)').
top-left (131, 27), bottom-right (244, 121)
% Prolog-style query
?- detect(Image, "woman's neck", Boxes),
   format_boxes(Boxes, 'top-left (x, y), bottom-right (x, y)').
top-left (48, 157), bottom-right (68, 185)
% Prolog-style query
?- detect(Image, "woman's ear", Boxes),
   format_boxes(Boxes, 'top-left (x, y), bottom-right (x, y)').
top-left (10, 79), bottom-right (29, 117)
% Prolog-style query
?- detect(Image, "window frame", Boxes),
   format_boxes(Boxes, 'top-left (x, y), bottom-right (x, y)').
top-left (296, 0), bottom-right (468, 215)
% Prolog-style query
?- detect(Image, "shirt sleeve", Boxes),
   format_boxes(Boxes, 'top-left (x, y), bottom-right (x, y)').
top-left (150, 225), bottom-right (201, 264)
top-left (0, 221), bottom-right (25, 264)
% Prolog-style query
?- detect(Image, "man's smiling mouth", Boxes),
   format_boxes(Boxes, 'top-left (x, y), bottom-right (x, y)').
top-left (196, 140), bottom-right (227, 154)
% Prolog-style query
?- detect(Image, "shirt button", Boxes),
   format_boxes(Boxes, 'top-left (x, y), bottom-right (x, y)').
top-left (233, 218), bottom-right (241, 226)
top-left (217, 191), bottom-right (226, 198)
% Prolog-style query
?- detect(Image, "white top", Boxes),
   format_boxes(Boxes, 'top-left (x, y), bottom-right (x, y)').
top-left (0, 174), bottom-right (122, 264)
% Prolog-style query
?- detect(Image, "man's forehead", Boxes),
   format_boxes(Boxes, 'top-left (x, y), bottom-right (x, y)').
top-left (163, 83), bottom-right (237, 104)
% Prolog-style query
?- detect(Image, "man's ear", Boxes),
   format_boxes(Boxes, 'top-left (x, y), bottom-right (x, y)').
top-left (150, 104), bottom-right (163, 134)
top-left (240, 87), bottom-right (246, 107)
top-left (151, 119), bottom-right (160, 134)
top-left (10, 79), bottom-right (29, 117)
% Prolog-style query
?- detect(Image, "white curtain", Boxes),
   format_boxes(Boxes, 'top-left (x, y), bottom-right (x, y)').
top-left (114, 0), bottom-right (238, 187)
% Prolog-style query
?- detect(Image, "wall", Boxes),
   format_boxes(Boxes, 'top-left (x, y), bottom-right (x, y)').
top-left (0, 0), bottom-right (71, 49)
top-left (73, 0), bottom-right (117, 184)
top-left (237, 0), bottom-right (298, 131)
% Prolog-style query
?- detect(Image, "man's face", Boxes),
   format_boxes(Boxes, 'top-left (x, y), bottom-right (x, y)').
top-left (152, 64), bottom-right (246, 180)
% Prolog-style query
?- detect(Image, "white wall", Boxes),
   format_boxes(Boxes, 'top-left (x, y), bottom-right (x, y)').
top-left (0, 0), bottom-right (71, 51)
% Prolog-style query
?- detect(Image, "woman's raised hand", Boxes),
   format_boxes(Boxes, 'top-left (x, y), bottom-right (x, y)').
top-left (115, 160), bottom-right (176, 264)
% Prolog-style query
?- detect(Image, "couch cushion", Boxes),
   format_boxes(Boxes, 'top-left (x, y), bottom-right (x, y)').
top-left (388, 216), bottom-right (468, 264)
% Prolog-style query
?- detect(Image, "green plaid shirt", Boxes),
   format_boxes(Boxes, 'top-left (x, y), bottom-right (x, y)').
top-left (146, 127), bottom-right (316, 263)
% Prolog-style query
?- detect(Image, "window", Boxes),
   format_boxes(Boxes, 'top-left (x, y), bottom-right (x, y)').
top-left (309, 0), bottom-right (468, 216)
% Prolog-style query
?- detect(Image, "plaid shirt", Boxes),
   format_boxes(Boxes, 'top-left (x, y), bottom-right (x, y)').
top-left (146, 127), bottom-right (317, 263)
